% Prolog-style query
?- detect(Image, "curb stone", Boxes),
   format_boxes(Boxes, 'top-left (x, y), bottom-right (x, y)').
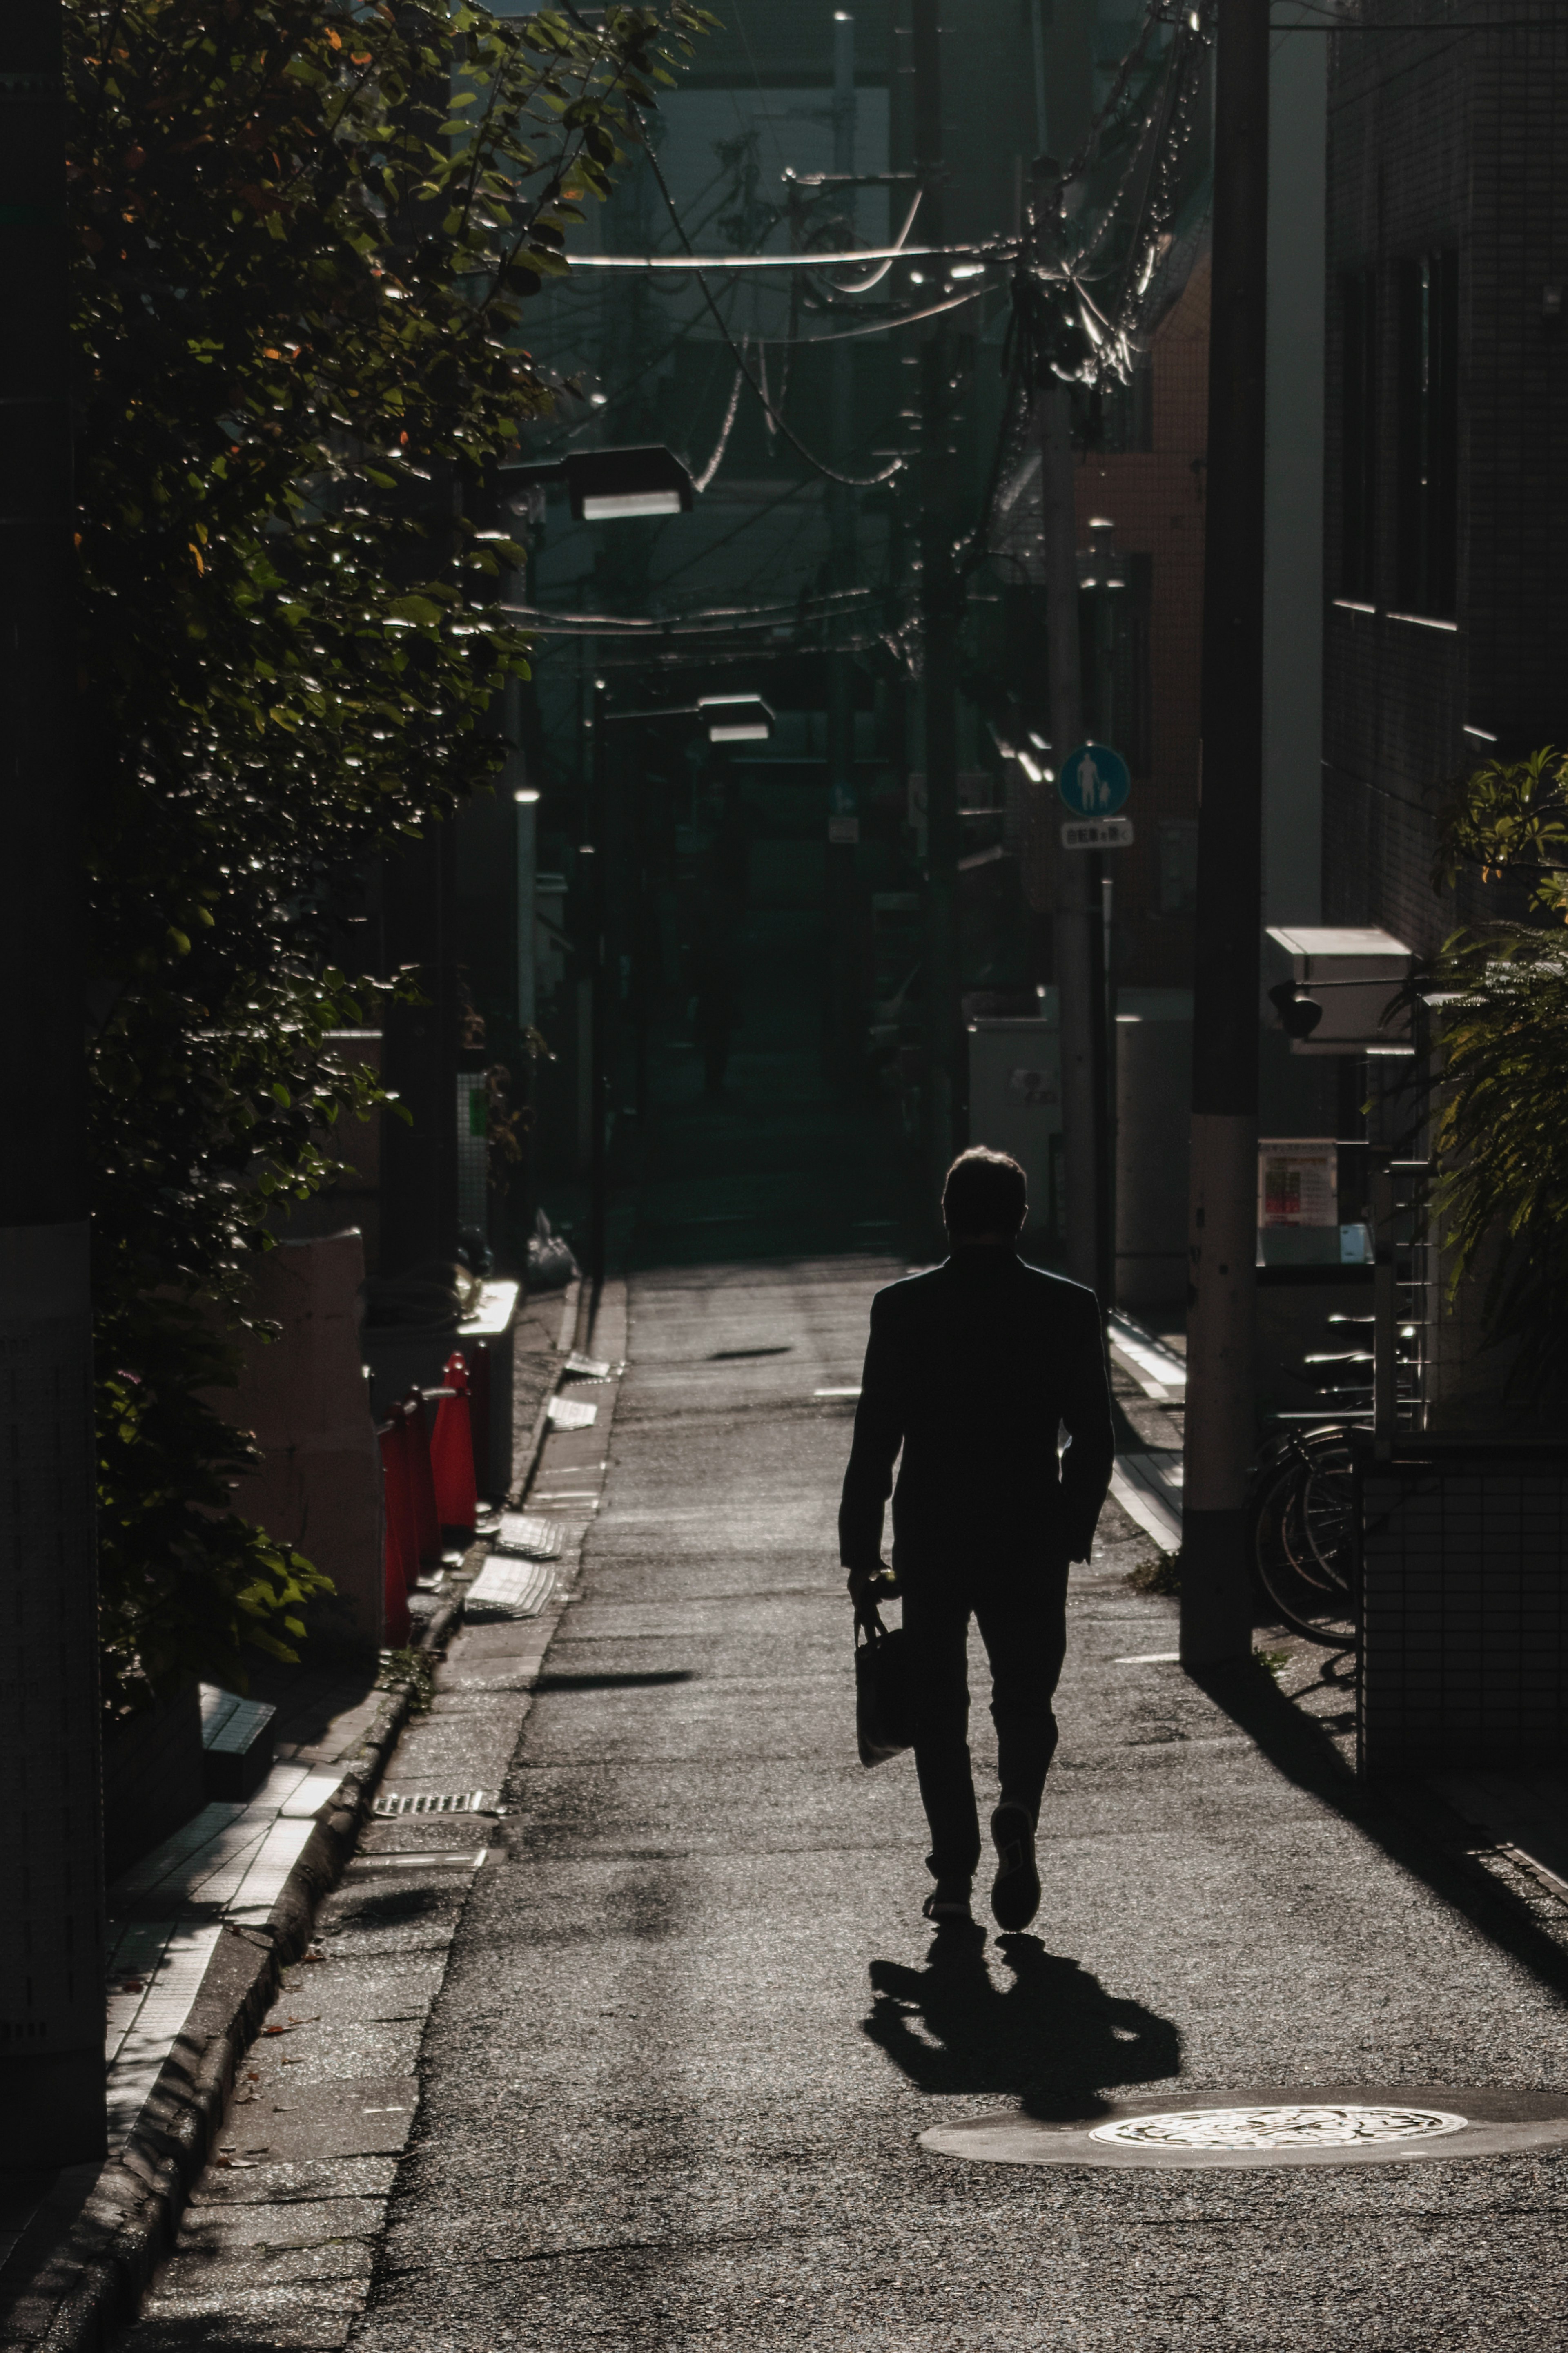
top-left (6, 1363), bottom-right (562, 2353)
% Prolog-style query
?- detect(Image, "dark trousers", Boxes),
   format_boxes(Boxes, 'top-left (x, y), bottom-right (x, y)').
top-left (901, 1561), bottom-right (1069, 1882)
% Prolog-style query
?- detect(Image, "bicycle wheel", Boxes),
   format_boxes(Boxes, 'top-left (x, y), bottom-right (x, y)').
top-left (1301, 1441), bottom-right (1356, 1592)
top-left (1252, 1461), bottom-right (1356, 1646)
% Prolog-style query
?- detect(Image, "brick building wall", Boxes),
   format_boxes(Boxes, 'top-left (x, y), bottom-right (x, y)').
top-left (1323, 0), bottom-right (1568, 960)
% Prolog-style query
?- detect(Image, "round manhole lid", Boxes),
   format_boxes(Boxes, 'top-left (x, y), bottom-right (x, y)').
top-left (920, 2086), bottom-right (1568, 2169)
top-left (1088, 2103), bottom-right (1467, 2152)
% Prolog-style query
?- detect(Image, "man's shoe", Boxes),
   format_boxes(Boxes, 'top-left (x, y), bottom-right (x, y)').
top-left (989, 1802), bottom-right (1040, 1931)
top-left (922, 1877), bottom-right (973, 1926)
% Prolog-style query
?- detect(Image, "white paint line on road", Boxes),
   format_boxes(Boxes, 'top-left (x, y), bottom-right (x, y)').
top-left (1107, 1314), bottom-right (1187, 1391)
top-left (1115, 1651), bottom-right (1182, 1664)
top-left (1109, 1461), bottom-right (1183, 1554)
top-left (349, 1848), bottom-right (488, 1871)
top-left (814, 1387), bottom-right (862, 1398)
top-left (1109, 1342), bottom-right (1180, 1403)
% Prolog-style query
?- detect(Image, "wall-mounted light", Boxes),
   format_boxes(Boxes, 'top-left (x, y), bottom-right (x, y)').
top-left (514, 788), bottom-right (541, 803)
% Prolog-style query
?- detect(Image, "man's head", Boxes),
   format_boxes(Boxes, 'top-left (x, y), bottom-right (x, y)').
top-left (942, 1146), bottom-right (1027, 1244)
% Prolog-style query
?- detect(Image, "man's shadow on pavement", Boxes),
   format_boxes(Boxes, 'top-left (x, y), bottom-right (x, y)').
top-left (863, 1929), bottom-right (1180, 2121)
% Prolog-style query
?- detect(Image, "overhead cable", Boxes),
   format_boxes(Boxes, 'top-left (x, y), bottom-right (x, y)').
top-left (692, 349), bottom-right (746, 491)
top-left (809, 187), bottom-right (926, 296)
top-left (562, 236), bottom-right (996, 271)
top-left (632, 120), bottom-right (912, 490)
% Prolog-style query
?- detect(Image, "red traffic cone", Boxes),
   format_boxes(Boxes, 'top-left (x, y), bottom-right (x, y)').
top-left (430, 1350), bottom-right (478, 1536)
top-left (403, 1387), bottom-right (442, 1566)
top-left (379, 1420), bottom-right (412, 1648)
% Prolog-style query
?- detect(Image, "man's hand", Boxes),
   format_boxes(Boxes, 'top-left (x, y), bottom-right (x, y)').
top-left (846, 1561), bottom-right (901, 1622)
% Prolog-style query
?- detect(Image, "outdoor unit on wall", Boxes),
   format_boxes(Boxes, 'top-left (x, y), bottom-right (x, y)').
top-left (1263, 925), bottom-right (1414, 1055)
top-left (967, 1004), bottom-right (1062, 1246)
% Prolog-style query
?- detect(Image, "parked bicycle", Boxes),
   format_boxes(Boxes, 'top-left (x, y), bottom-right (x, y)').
top-left (1250, 1421), bottom-right (1358, 1647)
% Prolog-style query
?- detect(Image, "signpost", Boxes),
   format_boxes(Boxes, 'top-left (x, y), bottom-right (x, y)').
top-left (1062, 816), bottom-right (1134, 852)
top-left (1058, 741), bottom-right (1132, 821)
top-left (1053, 743), bottom-right (1132, 1301)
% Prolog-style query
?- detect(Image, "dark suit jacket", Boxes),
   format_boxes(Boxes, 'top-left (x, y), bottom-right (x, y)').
top-left (838, 1248), bottom-right (1115, 1576)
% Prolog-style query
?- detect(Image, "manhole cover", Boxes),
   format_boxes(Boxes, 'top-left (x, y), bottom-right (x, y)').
top-left (1089, 2103), bottom-right (1466, 2152)
top-left (920, 2085), bottom-right (1568, 2169)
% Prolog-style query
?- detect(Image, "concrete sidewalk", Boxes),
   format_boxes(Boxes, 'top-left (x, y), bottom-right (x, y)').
top-left (360, 1254), bottom-right (1568, 2346)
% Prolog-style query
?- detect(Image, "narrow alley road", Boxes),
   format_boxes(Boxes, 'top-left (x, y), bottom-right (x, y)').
top-left (348, 1257), bottom-right (1568, 2349)
top-left (118, 1243), bottom-right (1568, 2350)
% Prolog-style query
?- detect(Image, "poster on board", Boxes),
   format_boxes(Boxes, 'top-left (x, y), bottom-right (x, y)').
top-left (1258, 1138), bottom-right (1339, 1229)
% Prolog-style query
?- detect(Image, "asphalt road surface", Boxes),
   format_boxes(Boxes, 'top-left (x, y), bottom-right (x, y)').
top-left (115, 959), bottom-right (1568, 2351)
top-left (344, 1252), bottom-right (1568, 2351)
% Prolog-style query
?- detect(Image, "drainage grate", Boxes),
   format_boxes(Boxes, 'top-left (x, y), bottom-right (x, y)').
top-left (372, 1790), bottom-right (491, 1818)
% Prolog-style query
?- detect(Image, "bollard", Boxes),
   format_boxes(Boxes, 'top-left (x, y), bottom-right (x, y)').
top-left (378, 1419), bottom-right (413, 1648)
top-left (430, 1349), bottom-right (478, 1536)
top-left (402, 1385), bottom-right (443, 1565)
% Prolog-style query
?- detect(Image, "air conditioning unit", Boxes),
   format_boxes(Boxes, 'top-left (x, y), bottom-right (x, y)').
top-left (1263, 926), bottom-right (1414, 1056)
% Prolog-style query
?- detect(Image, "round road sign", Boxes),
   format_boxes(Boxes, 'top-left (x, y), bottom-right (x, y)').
top-left (1057, 742), bottom-right (1131, 817)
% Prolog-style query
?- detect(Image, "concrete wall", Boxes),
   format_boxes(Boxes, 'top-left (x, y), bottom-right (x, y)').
top-left (223, 1233), bottom-right (384, 1653)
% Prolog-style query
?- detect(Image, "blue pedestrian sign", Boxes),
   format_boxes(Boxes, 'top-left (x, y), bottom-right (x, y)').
top-left (1058, 742), bottom-right (1131, 818)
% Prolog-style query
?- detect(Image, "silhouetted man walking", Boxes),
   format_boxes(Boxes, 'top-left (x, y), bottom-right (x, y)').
top-left (840, 1147), bottom-right (1114, 1931)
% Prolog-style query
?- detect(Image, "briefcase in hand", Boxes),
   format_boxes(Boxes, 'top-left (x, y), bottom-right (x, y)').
top-left (854, 1612), bottom-right (912, 1767)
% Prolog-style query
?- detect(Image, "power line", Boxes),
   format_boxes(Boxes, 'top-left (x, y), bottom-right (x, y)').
top-left (633, 118), bottom-right (912, 490)
top-left (562, 240), bottom-right (1000, 270)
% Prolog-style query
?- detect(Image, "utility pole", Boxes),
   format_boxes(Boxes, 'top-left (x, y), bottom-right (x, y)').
top-left (912, 0), bottom-right (961, 1211)
top-left (587, 676), bottom-right (608, 1307)
top-left (380, 828), bottom-right (460, 1274)
top-left (0, 2), bottom-right (107, 2161)
top-left (1039, 375), bottom-right (1101, 1293)
top-left (824, 8), bottom-right (860, 1094)
top-left (1181, 0), bottom-right (1270, 1666)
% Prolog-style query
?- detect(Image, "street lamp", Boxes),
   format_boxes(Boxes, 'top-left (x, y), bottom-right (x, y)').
top-left (499, 443), bottom-right (695, 522)
top-left (696, 694), bottom-right (774, 743)
top-left (599, 694), bottom-right (775, 746)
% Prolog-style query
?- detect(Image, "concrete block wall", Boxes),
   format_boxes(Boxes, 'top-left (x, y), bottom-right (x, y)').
top-left (1359, 1442), bottom-right (1568, 1775)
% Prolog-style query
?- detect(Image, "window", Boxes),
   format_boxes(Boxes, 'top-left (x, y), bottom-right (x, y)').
top-left (1339, 268), bottom-right (1378, 598)
top-left (1394, 251), bottom-right (1459, 617)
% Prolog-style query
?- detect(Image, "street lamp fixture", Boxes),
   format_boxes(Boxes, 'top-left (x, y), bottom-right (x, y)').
top-left (499, 443), bottom-right (695, 524)
top-left (697, 693), bottom-right (774, 743)
top-left (601, 693), bottom-right (775, 745)
top-left (568, 444), bottom-right (694, 521)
